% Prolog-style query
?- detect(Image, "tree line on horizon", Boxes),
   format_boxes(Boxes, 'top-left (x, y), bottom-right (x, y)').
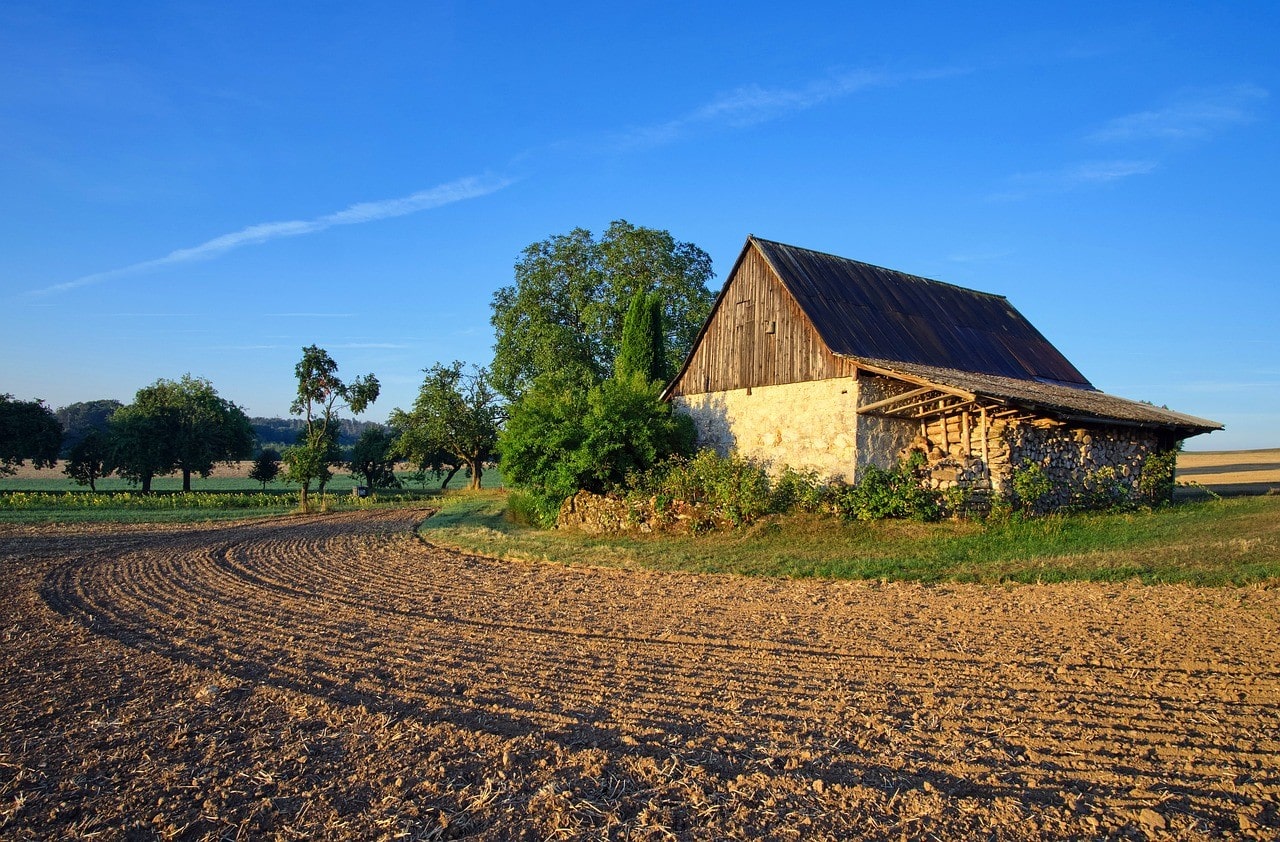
top-left (2, 220), bottom-right (719, 513)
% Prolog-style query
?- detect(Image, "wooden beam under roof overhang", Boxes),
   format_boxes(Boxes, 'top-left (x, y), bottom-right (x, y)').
top-left (852, 361), bottom-right (981, 421)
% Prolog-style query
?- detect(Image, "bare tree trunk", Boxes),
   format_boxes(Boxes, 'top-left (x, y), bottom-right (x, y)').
top-left (141, 472), bottom-right (153, 494)
top-left (439, 465), bottom-right (461, 491)
top-left (182, 467), bottom-right (192, 492)
top-left (468, 461), bottom-right (484, 490)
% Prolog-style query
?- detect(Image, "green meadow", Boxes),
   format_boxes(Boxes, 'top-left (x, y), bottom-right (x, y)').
top-left (421, 491), bottom-right (1280, 587)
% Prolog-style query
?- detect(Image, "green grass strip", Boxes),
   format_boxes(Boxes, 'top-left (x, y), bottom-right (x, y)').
top-left (421, 492), bottom-right (1280, 586)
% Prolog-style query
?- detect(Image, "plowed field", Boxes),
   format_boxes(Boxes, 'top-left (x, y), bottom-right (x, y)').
top-left (2, 509), bottom-right (1278, 840)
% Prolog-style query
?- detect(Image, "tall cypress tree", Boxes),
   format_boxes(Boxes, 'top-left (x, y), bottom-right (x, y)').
top-left (614, 289), bottom-right (657, 382)
top-left (646, 291), bottom-right (670, 384)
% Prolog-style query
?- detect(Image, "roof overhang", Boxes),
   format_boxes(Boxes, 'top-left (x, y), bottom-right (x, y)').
top-left (850, 359), bottom-right (1222, 437)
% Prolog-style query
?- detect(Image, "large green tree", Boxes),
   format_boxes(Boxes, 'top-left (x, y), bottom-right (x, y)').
top-left (390, 362), bottom-right (502, 491)
top-left (169, 376), bottom-right (255, 491)
top-left (284, 345), bottom-right (379, 510)
top-left (489, 220), bottom-right (715, 398)
top-left (0, 394), bottom-right (62, 476)
top-left (108, 401), bottom-right (175, 493)
top-left (109, 375), bottom-right (254, 492)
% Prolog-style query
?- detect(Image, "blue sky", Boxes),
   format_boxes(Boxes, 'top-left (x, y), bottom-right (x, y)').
top-left (2, 2), bottom-right (1276, 450)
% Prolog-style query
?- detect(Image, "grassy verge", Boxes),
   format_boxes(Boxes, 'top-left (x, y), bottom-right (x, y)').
top-left (421, 491), bottom-right (1280, 586)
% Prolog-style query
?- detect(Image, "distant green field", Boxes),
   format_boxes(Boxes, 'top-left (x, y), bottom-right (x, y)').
top-left (0, 468), bottom-right (503, 494)
top-left (0, 466), bottom-right (503, 523)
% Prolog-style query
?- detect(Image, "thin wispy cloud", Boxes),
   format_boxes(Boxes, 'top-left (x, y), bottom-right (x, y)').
top-left (592, 66), bottom-right (966, 152)
top-left (996, 83), bottom-right (1264, 202)
top-left (103, 312), bottom-right (200, 318)
top-left (1067, 159), bottom-right (1159, 182)
top-left (32, 174), bottom-right (514, 295)
top-left (39, 65), bottom-right (960, 296)
top-left (265, 312), bottom-right (356, 318)
top-left (1088, 84), bottom-right (1268, 143)
top-left (330, 342), bottom-right (409, 350)
top-left (991, 159), bottom-right (1157, 201)
top-left (947, 249), bottom-right (1014, 264)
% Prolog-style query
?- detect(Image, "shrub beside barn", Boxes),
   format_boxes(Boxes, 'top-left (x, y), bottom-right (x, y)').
top-left (663, 236), bottom-right (1220, 507)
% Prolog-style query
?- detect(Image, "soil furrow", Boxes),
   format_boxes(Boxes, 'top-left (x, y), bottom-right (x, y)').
top-left (2, 509), bottom-right (1278, 839)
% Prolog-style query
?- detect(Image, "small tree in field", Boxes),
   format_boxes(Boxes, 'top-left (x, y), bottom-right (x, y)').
top-left (284, 345), bottom-right (379, 510)
top-left (63, 429), bottom-right (112, 491)
top-left (348, 428), bottom-right (401, 491)
top-left (248, 448), bottom-right (282, 490)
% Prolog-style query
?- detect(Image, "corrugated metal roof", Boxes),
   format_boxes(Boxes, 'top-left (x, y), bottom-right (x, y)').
top-left (752, 237), bottom-right (1094, 388)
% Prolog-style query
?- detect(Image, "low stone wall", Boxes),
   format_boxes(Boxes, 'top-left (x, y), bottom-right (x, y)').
top-left (557, 491), bottom-right (638, 533)
top-left (556, 491), bottom-right (728, 534)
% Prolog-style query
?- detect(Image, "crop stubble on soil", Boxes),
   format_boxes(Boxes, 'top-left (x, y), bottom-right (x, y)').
top-left (1, 510), bottom-right (1278, 840)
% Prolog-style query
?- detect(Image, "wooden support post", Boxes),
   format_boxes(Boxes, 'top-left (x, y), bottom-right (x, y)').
top-left (980, 407), bottom-right (989, 464)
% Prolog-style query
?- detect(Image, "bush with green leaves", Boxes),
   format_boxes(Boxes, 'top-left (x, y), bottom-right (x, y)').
top-left (1077, 464), bottom-right (1130, 510)
top-left (505, 491), bottom-right (543, 528)
top-left (625, 450), bottom-right (940, 527)
top-left (498, 373), bottom-right (695, 526)
top-left (1135, 446), bottom-right (1179, 506)
top-left (769, 465), bottom-right (832, 514)
top-left (829, 453), bottom-right (941, 522)
top-left (631, 449), bottom-right (776, 527)
top-left (1010, 459), bottom-right (1054, 514)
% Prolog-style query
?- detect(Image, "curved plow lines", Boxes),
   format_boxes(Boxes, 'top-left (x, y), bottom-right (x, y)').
top-left (38, 509), bottom-right (1280, 817)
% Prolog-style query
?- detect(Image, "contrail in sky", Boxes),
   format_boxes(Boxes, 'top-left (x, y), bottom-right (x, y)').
top-left (32, 174), bottom-right (513, 295)
top-left (35, 65), bottom-right (963, 296)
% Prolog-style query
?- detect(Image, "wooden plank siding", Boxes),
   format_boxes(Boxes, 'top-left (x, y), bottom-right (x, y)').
top-left (668, 243), bottom-right (856, 396)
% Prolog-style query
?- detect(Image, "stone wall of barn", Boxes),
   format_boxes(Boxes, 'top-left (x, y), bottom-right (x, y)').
top-left (853, 374), bottom-right (921, 479)
top-left (673, 372), bottom-right (1174, 508)
top-left (671, 376), bottom-right (916, 484)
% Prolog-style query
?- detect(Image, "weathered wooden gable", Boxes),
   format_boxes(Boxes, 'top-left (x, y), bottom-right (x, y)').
top-left (667, 241), bottom-right (855, 396)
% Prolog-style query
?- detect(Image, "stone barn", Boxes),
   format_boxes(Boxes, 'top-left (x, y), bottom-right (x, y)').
top-left (663, 236), bottom-right (1221, 506)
